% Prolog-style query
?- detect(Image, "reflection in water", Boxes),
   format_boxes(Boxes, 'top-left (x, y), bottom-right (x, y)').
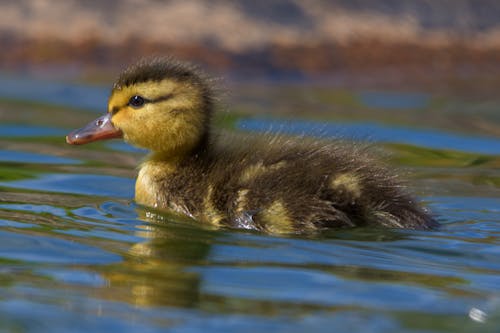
top-left (98, 205), bottom-right (488, 317)
top-left (100, 207), bottom-right (213, 309)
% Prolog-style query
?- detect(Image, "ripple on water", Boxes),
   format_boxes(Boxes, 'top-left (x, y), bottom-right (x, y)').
top-left (0, 124), bottom-right (67, 138)
top-left (0, 173), bottom-right (135, 198)
top-left (196, 265), bottom-right (466, 312)
top-left (238, 118), bottom-right (500, 155)
top-left (0, 230), bottom-right (120, 264)
top-left (36, 268), bottom-right (107, 287)
top-left (0, 150), bottom-right (80, 165)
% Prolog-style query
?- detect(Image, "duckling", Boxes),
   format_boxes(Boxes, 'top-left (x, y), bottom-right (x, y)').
top-left (66, 57), bottom-right (437, 233)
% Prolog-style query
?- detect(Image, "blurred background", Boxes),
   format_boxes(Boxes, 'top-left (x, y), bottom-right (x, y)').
top-left (3, 0), bottom-right (500, 83)
top-left (0, 1), bottom-right (500, 332)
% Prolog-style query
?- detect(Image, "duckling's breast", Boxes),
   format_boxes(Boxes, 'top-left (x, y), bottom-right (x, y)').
top-left (135, 167), bottom-right (157, 208)
top-left (135, 160), bottom-right (179, 209)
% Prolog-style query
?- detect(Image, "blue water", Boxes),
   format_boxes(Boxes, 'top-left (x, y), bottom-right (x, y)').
top-left (238, 118), bottom-right (500, 155)
top-left (359, 91), bottom-right (430, 110)
top-left (0, 77), bottom-right (499, 332)
top-left (0, 75), bottom-right (107, 111)
top-left (0, 174), bottom-right (135, 197)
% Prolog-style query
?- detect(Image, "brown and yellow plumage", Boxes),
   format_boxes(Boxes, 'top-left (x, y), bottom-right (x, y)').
top-left (67, 57), bottom-right (437, 233)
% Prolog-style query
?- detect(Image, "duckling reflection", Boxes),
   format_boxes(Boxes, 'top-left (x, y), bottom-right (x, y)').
top-left (101, 206), bottom-right (214, 308)
top-left (67, 56), bottom-right (437, 233)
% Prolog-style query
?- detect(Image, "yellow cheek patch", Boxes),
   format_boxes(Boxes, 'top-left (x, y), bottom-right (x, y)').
top-left (202, 185), bottom-right (226, 226)
top-left (109, 107), bottom-right (129, 125)
top-left (261, 200), bottom-right (295, 234)
top-left (109, 107), bottom-right (144, 146)
top-left (240, 161), bottom-right (287, 183)
top-left (330, 173), bottom-right (362, 198)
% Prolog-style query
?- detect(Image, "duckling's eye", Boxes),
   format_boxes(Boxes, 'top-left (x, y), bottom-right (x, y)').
top-left (128, 95), bottom-right (145, 108)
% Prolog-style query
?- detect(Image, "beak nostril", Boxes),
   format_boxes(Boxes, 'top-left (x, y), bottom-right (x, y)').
top-left (67, 113), bottom-right (121, 145)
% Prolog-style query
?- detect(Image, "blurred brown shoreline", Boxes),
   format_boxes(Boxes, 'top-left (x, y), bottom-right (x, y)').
top-left (2, 0), bottom-right (500, 90)
top-left (3, 35), bottom-right (500, 91)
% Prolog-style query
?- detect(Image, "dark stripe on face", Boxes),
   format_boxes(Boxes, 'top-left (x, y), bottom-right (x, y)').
top-left (132, 93), bottom-right (173, 106)
top-left (110, 93), bottom-right (173, 115)
top-left (150, 93), bottom-right (173, 104)
top-left (110, 106), bottom-right (120, 115)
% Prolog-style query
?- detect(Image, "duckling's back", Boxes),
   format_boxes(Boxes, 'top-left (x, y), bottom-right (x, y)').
top-left (149, 133), bottom-right (437, 233)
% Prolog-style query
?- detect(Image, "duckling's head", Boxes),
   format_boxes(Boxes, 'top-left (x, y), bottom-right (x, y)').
top-left (67, 57), bottom-right (213, 157)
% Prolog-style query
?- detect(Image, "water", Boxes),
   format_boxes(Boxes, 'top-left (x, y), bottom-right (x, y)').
top-left (238, 118), bottom-right (500, 155)
top-left (0, 77), bottom-right (499, 332)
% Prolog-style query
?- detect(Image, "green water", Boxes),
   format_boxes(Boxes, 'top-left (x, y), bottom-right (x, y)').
top-left (0, 78), bottom-right (499, 332)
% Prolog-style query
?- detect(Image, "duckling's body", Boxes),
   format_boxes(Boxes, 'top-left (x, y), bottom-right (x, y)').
top-left (67, 57), bottom-right (437, 233)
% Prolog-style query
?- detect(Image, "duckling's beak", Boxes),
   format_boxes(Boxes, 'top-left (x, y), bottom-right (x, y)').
top-left (66, 113), bottom-right (122, 145)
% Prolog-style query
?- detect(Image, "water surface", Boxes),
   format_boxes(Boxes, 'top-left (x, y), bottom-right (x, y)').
top-left (0, 78), bottom-right (499, 332)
